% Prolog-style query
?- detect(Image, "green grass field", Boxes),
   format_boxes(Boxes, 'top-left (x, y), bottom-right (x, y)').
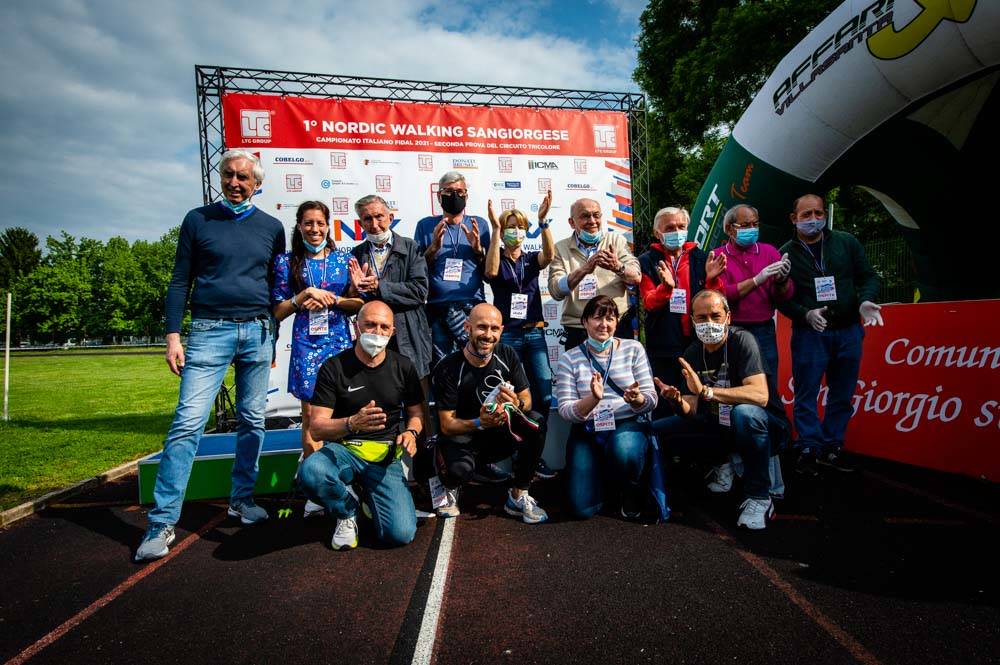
top-left (0, 351), bottom-right (231, 511)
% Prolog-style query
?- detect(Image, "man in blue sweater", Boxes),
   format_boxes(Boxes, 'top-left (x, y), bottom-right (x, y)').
top-left (136, 149), bottom-right (286, 562)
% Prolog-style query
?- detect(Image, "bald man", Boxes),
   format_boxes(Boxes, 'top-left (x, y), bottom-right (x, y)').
top-left (547, 198), bottom-right (641, 349)
top-left (300, 301), bottom-right (425, 550)
top-left (431, 304), bottom-right (549, 523)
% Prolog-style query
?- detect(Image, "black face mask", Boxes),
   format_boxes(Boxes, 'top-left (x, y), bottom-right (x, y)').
top-left (440, 192), bottom-right (467, 216)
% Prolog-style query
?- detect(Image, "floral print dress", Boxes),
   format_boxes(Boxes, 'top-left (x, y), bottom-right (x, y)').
top-left (272, 250), bottom-right (353, 400)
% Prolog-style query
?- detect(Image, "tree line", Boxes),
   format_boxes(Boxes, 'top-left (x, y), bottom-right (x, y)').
top-left (0, 227), bottom-right (179, 345)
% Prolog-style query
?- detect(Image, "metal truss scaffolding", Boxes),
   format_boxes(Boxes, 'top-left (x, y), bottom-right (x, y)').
top-left (196, 65), bottom-right (651, 243)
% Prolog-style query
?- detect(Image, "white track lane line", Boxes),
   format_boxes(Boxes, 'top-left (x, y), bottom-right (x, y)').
top-left (411, 517), bottom-right (457, 665)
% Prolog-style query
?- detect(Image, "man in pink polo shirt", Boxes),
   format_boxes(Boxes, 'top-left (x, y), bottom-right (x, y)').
top-left (708, 203), bottom-right (793, 498)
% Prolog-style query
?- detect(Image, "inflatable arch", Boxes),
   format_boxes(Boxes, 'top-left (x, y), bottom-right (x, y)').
top-left (689, 0), bottom-right (1000, 301)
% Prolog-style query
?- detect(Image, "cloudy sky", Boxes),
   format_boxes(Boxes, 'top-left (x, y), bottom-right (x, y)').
top-left (0, 0), bottom-right (646, 245)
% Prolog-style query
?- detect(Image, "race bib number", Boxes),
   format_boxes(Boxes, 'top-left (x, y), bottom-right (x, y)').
top-left (815, 276), bottom-right (837, 302)
top-left (669, 288), bottom-right (688, 314)
top-left (718, 404), bottom-right (732, 427)
top-left (308, 308), bottom-right (329, 335)
top-left (594, 404), bottom-right (616, 432)
top-left (579, 275), bottom-right (598, 299)
top-left (444, 258), bottom-right (464, 282)
top-left (428, 476), bottom-right (448, 509)
top-left (510, 293), bottom-right (529, 320)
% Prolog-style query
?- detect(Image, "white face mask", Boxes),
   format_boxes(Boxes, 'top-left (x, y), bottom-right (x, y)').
top-left (359, 332), bottom-right (390, 356)
top-left (367, 229), bottom-right (392, 245)
top-left (694, 322), bottom-right (726, 346)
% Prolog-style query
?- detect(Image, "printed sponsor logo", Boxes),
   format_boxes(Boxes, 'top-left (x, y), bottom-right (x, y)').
top-left (500, 199), bottom-right (515, 211)
top-left (240, 109), bottom-right (271, 139)
top-left (574, 159), bottom-right (588, 174)
top-left (566, 183), bottom-right (595, 191)
top-left (273, 156), bottom-right (312, 165)
top-left (330, 152), bottom-right (347, 169)
top-left (375, 175), bottom-right (392, 193)
top-left (452, 158), bottom-right (477, 169)
top-left (492, 181), bottom-right (522, 190)
top-left (384, 200), bottom-right (399, 212)
top-left (547, 345), bottom-right (561, 364)
top-left (331, 198), bottom-right (350, 215)
top-left (543, 302), bottom-right (559, 320)
top-left (418, 154), bottom-right (434, 171)
top-left (364, 158), bottom-right (401, 166)
top-left (528, 160), bottom-right (558, 170)
top-left (593, 124), bottom-right (617, 151)
top-left (321, 179), bottom-right (331, 189)
top-left (537, 178), bottom-right (551, 193)
top-left (274, 202), bottom-right (301, 211)
top-left (285, 174), bottom-right (303, 192)
top-left (498, 156), bottom-right (513, 173)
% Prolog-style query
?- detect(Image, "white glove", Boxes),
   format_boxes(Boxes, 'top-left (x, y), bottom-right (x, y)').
top-left (752, 260), bottom-right (785, 286)
top-left (805, 306), bottom-right (828, 332)
top-left (777, 253), bottom-right (791, 278)
top-left (860, 300), bottom-right (883, 327)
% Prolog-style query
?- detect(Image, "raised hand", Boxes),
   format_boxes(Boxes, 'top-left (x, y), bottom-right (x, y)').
top-left (622, 381), bottom-right (645, 409)
top-left (462, 218), bottom-right (482, 254)
top-left (705, 250), bottom-right (727, 281)
top-left (590, 370), bottom-right (604, 401)
top-left (487, 199), bottom-right (500, 229)
top-left (753, 259), bottom-right (785, 286)
top-left (655, 260), bottom-right (675, 288)
top-left (677, 357), bottom-right (704, 396)
top-left (537, 190), bottom-right (552, 222)
top-left (653, 377), bottom-right (682, 405)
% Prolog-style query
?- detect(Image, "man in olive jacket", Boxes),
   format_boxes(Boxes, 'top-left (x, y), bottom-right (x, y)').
top-left (777, 193), bottom-right (883, 476)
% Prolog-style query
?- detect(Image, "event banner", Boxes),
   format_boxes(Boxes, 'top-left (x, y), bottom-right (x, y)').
top-left (777, 300), bottom-right (1000, 481)
top-left (221, 94), bottom-right (633, 417)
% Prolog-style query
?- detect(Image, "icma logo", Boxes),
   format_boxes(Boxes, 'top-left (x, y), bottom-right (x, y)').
top-left (330, 152), bottom-right (347, 169)
top-left (375, 175), bottom-right (391, 193)
top-left (241, 110), bottom-right (271, 139)
top-left (528, 161), bottom-right (558, 170)
top-left (593, 125), bottom-right (617, 150)
top-left (331, 198), bottom-right (350, 215)
top-left (285, 174), bottom-right (303, 192)
top-left (498, 156), bottom-right (512, 173)
top-left (418, 154), bottom-right (433, 171)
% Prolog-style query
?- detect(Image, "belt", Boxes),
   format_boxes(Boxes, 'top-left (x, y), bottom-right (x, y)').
top-left (221, 314), bottom-right (269, 323)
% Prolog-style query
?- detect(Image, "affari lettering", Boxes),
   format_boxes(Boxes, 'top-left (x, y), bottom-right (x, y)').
top-left (693, 183), bottom-right (721, 248)
top-left (771, 0), bottom-right (894, 114)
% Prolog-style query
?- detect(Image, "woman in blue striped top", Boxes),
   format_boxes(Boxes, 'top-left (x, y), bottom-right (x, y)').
top-left (555, 295), bottom-right (657, 519)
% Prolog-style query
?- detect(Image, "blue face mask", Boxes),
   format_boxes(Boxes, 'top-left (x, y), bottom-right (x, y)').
top-left (303, 239), bottom-right (328, 254)
top-left (735, 227), bottom-right (759, 246)
top-left (578, 229), bottom-right (602, 245)
top-left (586, 336), bottom-right (613, 352)
top-left (661, 229), bottom-right (686, 249)
top-left (796, 219), bottom-right (826, 237)
top-left (221, 198), bottom-right (254, 215)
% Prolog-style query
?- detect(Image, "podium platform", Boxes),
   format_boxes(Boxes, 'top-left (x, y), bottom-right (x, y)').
top-left (137, 429), bottom-right (302, 504)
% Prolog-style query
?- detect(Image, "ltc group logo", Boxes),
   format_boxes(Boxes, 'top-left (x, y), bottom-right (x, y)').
top-left (593, 124), bottom-right (617, 151)
top-left (285, 174), bottom-right (303, 192)
top-left (240, 110), bottom-right (271, 141)
top-left (375, 175), bottom-right (392, 193)
top-left (331, 198), bottom-right (350, 215)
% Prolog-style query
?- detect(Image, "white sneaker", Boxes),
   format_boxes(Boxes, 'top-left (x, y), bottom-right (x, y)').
top-left (303, 499), bottom-right (326, 518)
top-left (504, 490), bottom-right (549, 524)
top-left (706, 463), bottom-right (734, 493)
top-left (331, 517), bottom-right (359, 550)
top-left (737, 497), bottom-right (775, 530)
top-left (436, 489), bottom-right (460, 518)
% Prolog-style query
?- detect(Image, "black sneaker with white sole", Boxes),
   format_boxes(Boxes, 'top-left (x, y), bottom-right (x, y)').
top-left (817, 449), bottom-right (856, 472)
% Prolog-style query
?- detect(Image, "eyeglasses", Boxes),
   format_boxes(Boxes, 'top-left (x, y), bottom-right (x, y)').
top-left (732, 220), bottom-right (759, 229)
top-left (577, 211), bottom-right (602, 221)
top-left (440, 188), bottom-right (468, 198)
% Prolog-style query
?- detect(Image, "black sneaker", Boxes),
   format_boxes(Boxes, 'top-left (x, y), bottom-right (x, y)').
top-left (620, 486), bottom-right (642, 520)
top-left (471, 462), bottom-right (512, 484)
top-left (795, 452), bottom-right (820, 477)
top-left (534, 459), bottom-right (557, 480)
top-left (817, 449), bottom-right (856, 473)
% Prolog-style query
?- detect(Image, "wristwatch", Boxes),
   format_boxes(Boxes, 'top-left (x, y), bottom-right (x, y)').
top-left (404, 428), bottom-right (419, 439)
top-left (290, 294), bottom-right (300, 310)
top-left (700, 386), bottom-right (714, 402)
top-left (538, 221), bottom-right (550, 229)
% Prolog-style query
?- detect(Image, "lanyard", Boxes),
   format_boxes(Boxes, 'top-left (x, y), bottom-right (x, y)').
top-left (504, 254), bottom-right (525, 292)
top-left (306, 252), bottom-right (329, 289)
top-left (445, 221), bottom-right (462, 258)
top-left (584, 342), bottom-right (615, 386)
top-left (368, 243), bottom-right (390, 280)
top-left (798, 236), bottom-right (825, 274)
top-left (701, 342), bottom-right (729, 388)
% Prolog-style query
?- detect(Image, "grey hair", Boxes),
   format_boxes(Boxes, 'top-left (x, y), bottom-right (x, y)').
top-left (354, 194), bottom-right (389, 217)
top-left (723, 204), bottom-right (759, 228)
top-left (692, 289), bottom-right (730, 313)
top-left (438, 171), bottom-right (466, 188)
top-left (219, 149), bottom-right (265, 185)
top-left (653, 206), bottom-right (690, 228)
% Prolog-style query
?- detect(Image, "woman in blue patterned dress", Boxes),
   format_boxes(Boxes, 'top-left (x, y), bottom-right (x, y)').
top-left (273, 201), bottom-right (362, 458)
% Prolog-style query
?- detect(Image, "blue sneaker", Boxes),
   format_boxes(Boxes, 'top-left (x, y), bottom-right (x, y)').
top-left (228, 498), bottom-right (269, 525)
top-left (504, 490), bottom-right (548, 524)
top-left (135, 523), bottom-right (176, 562)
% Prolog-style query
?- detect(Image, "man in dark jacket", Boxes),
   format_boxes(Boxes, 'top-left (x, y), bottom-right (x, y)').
top-left (348, 195), bottom-right (432, 383)
top-left (778, 194), bottom-right (883, 475)
top-left (638, 206), bottom-right (726, 414)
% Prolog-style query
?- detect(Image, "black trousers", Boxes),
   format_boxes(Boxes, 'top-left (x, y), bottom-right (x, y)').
top-left (437, 410), bottom-right (546, 490)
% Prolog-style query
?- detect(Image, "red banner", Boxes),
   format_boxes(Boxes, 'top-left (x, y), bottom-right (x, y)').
top-left (777, 300), bottom-right (1000, 481)
top-left (222, 94), bottom-right (629, 157)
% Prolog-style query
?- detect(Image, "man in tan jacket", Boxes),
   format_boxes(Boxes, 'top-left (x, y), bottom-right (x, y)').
top-left (547, 198), bottom-right (641, 349)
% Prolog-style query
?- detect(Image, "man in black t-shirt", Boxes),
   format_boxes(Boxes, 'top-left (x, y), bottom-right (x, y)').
top-left (651, 290), bottom-right (780, 530)
top-left (432, 303), bottom-right (548, 523)
top-left (299, 301), bottom-right (425, 550)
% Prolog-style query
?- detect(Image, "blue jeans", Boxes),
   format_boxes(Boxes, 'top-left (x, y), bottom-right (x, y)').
top-left (791, 324), bottom-right (864, 455)
top-left (148, 318), bottom-right (273, 526)
top-left (566, 417), bottom-right (649, 519)
top-left (500, 328), bottom-right (553, 419)
top-left (653, 404), bottom-right (771, 499)
top-left (299, 443), bottom-right (416, 547)
top-left (429, 302), bottom-right (477, 367)
top-left (739, 320), bottom-right (787, 496)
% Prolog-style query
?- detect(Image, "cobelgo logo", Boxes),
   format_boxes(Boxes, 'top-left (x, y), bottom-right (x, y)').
top-left (240, 110), bottom-right (270, 139)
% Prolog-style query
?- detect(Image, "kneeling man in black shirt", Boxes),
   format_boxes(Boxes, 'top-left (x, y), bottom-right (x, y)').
top-left (432, 303), bottom-right (549, 523)
top-left (652, 289), bottom-right (783, 530)
top-left (300, 301), bottom-right (425, 550)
